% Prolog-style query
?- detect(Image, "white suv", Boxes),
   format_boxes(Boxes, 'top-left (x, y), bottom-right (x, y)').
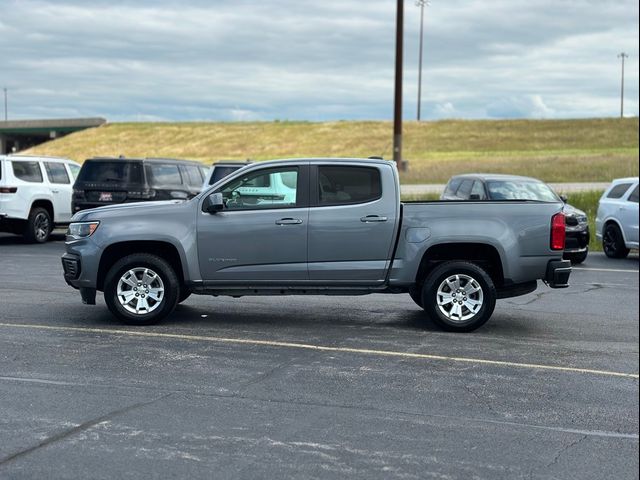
top-left (0, 155), bottom-right (81, 243)
top-left (595, 177), bottom-right (639, 258)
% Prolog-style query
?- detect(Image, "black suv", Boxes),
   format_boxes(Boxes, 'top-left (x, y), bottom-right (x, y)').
top-left (72, 157), bottom-right (207, 213)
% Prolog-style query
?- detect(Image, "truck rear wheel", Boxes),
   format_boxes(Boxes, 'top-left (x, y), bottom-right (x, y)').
top-left (421, 261), bottom-right (496, 332)
top-left (104, 253), bottom-right (179, 325)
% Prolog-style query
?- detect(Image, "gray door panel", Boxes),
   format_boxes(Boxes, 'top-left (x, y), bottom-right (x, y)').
top-left (197, 207), bottom-right (309, 281)
top-left (308, 164), bottom-right (398, 282)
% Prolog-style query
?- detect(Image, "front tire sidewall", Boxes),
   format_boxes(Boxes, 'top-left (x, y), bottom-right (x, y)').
top-left (104, 254), bottom-right (179, 325)
top-left (421, 261), bottom-right (496, 332)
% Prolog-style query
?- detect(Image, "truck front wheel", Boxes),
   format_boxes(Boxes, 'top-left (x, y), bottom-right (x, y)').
top-left (104, 253), bottom-right (180, 325)
top-left (421, 261), bottom-right (496, 332)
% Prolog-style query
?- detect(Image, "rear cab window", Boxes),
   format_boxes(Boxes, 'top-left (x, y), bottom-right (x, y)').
top-left (607, 183), bottom-right (633, 199)
top-left (316, 166), bottom-right (381, 206)
top-left (12, 161), bottom-right (43, 183)
top-left (628, 185), bottom-right (639, 203)
top-left (44, 162), bottom-right (70, 184)
top-left (77, 160), bottom-right (143, 184)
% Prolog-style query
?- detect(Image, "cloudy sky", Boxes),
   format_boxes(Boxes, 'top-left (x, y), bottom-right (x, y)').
top-left (1, 0), bottom-right (638, 121)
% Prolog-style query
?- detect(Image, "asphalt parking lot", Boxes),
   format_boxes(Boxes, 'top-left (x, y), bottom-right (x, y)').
top-left (0, 233), bottom-right (638, 479)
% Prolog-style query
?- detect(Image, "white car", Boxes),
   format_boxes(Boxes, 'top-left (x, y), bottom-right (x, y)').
top-left (0, 155), bottom-right (81, 243)
top-left (595, 177), bottom-right (639, 258)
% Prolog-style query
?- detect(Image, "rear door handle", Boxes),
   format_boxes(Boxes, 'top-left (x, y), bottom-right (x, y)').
top-left (276, 218), bottom-right (303, 225)
top-left (360, 215), bottom-right (388, 223)
top-left (51, 189), bottom-right (59, 194)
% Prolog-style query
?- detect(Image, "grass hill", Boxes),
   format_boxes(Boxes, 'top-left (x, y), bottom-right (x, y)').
top-left (25, 117), bottom-right (638, 184)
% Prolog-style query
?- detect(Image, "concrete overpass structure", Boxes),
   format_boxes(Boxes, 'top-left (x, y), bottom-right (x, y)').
top-left (0, 117), bottom-right (106, 154)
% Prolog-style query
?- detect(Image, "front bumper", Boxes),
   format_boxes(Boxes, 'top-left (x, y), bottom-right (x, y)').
top-left (544, 259), bottom-right (571, 288)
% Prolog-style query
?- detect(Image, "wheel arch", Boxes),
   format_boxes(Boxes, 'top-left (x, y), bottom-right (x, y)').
top-left (415, 242), bottom-right (505, 288)
top-left (603, 217), bottom-right (628, 244)
top-left (30, 199), bottom-right (54, 220)
top-left (97, 240), bottom-right (185, 291)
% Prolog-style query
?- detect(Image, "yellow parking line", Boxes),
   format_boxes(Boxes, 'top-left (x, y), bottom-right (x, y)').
top-left (573, 267), bottom-right (639, 273)
top-left (0, 322), bottom-right (638, 379)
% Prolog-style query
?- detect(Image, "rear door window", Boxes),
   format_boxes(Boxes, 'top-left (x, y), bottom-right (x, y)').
top-left (181, 165), bottom-right (204, 188)
top-left (77, 161), bottom-right (143, 184)
top-left (317, 166), bottom-right (382, 206)
top-left (12, 161), bottom-right (43, 183)
top-left (44, 162), bottom-right (71, 184)
top-left (470, 181), bottom-right (487, 200)
top-left (146, 164), bottom-right (183, 187)
top-left (607, 183), bottom-right (632, 199)
top-left (456, 179), bottom-right (474, 199)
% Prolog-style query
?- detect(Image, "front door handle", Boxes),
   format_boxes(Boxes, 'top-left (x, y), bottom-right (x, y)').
top-left (51, 189), bottom-right (60, 194)
top-left (276, 218), bottom-right (303, 225)
top-left (360, 215), bottom-right (388, 223)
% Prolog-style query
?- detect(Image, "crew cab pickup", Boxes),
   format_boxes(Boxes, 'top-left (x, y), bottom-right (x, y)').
top-left (62, 158), bottom-right (571, 331)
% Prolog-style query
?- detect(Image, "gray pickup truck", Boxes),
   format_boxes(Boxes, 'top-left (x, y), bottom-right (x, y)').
top-left (62, 158), bottom-right (571, 332)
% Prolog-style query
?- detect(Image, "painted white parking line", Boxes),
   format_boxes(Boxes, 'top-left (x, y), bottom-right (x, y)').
top-left (0, 323), bottom-right (638, 379)
top-left (573, 267), bottom-right (639, 273)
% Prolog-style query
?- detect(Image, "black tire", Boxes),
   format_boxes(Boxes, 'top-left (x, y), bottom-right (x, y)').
top-left (178, 290), bottom-right (192, 304)
top-left (23, 207), bottom-right (52, 243)
top-left (408, 286), bottom-right (423, 308)
top-left (603, 223), bottom-right (629, 259)
top-left (564, 249), bottom-right (588, 265)
top-left (421, 261), bottom-right (497, 332)
top-left (103, 253), bottom-right (180, 325)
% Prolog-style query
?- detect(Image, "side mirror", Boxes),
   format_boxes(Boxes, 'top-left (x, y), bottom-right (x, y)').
top-left (469, 194), bottom-right (481, 200)
top-left (204, 192), bottom-right (224, 213)
top-left (560, 194), bottom-right (568, 203)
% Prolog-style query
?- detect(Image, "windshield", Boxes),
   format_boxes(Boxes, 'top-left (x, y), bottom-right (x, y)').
top-left (77, 161), bottom-right (143, 184)
top-left (486, 180), bottom-right (559, 201)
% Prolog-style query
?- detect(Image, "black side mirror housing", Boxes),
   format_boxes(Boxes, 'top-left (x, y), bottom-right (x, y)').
top-left (204, 193), bottom-right (224, 213)
top-left (560, 194), bottom-right (568, 203)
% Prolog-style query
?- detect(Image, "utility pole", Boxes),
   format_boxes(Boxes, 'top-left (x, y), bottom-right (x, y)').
top-left (393, 0), bottom-right (406, 171)
top-left (617, 52), bottom-right (628, 118)
top-left (416, 0), bottom-right (429, 121)
top-left (3, 88), bottom-right (6, 121)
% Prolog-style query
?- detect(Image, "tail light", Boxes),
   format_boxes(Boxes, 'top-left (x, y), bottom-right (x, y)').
top-left (0, 187), bottom-right (18, 193)
top-left (550, 213), bottom-right (566, 250)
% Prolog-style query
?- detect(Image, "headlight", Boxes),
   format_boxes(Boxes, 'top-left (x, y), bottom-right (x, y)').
top-left (67, 221), bottom-right (100, 239)
top-left (577, 215), bottom-right (588, 224)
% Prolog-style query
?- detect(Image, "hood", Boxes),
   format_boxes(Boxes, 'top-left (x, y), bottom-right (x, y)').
top-left (71, 200), bottom-right (187, 222)
top-left (562, 203), bottom-right (586, 218)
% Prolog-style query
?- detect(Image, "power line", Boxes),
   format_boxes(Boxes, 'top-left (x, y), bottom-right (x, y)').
top-left (617, 52), bottom-right (628, 118)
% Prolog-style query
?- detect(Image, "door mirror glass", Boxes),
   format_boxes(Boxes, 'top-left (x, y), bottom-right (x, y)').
top-left (204, 192), bottom-right (224, 213)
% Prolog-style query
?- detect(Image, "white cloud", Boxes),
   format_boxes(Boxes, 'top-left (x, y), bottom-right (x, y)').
top-left (0, 0), bottom-right (637, 121)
